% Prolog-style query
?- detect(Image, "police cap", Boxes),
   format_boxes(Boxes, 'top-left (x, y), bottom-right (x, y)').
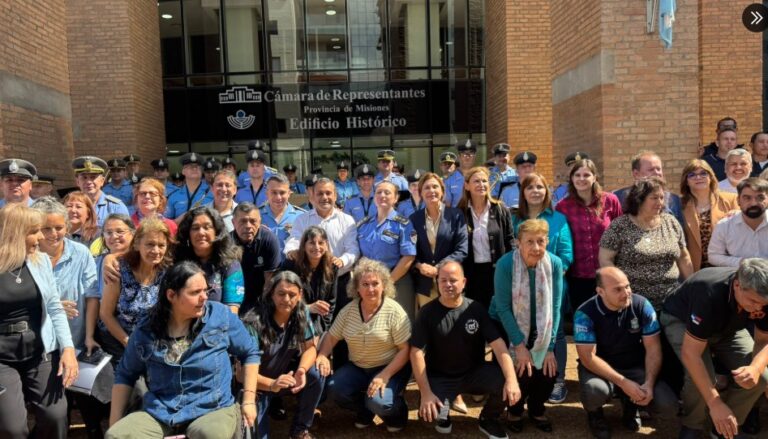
top-left (0, 159), bottom-right (37, 179)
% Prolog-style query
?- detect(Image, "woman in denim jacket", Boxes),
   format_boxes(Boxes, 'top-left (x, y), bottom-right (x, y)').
top-left (106, 261), bottom-right (259, 438)
top-left (0, 204), bottom-right (78, 439)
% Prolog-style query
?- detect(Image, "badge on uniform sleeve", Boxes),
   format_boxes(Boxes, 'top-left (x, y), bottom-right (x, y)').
top-left (410, 230), bottom-right (418, 244)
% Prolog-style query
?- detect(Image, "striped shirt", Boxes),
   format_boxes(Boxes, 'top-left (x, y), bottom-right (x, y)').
top-left (328, 297), bottom-right (411, 369)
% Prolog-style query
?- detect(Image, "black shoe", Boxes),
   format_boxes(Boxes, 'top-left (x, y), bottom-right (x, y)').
top-left (504, 413), bottom-right (524, 433)
top-left (678, 425), bottom-right (703, 439)
top-left (354, 411), bottom-right (374, 429)
top-left (478, 417), bottom-right (509, 439)
top-left (743, 406), bottom-right (761, 435)
top-left (268, 396), bottom-right (287, 421)
top-left (587, 410), bottom-right (611, 439)
top-left (621, 401), bottom-right (641, 432)
top-left (529, 415), bottom-right (553, 433)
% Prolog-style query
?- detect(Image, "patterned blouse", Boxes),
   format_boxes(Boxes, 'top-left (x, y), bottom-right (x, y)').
top-left (116, 259), bottom-right (163, 334)
top-left (698, 209), bottom-right (713, 268)
top-left (599, 213), bottom-right (685, 310)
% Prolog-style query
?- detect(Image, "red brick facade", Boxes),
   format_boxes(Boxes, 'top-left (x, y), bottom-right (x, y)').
top-left (0, 0), bottom-right (164, 185)
top-left (487, 0), bottom-right (763, 190)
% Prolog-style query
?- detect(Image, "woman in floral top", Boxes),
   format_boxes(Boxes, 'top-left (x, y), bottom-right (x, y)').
top-left (555, 159), bottom-right (622, 310)
top-left (101, 218), bottom-right (172, 361)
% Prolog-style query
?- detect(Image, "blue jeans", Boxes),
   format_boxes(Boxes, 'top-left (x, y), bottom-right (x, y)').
top-left (257, 366), bottom-right (325, 438)
top-left (327, 362), bottom-right (411, 427)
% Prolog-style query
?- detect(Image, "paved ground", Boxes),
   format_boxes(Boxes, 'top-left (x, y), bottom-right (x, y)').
top-left (69, 341), bottom-right (706, 438)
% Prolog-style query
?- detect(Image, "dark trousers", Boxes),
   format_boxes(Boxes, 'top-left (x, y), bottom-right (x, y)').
top-left (332, 273), bottom-right (351, 368)
top-left (463, 262), bottom-right (494, 309)
top-left (428, 363), bottom-right (506, 420)
top-left (69, 392), bottom-right (110, 439)
top-left (508, 367), bottom-right (556, 418)
top-left (0, 352), bottom-right (68, 439)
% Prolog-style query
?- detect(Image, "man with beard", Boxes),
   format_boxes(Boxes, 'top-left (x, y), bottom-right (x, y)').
top-left (708, 177), bottom-right (768, 266)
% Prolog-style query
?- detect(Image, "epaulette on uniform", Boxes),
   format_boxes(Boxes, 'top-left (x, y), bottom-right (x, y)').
top-left (393, 215), bottom-right (409, 225)
top-left (105, 195), bottom-right (123, 204)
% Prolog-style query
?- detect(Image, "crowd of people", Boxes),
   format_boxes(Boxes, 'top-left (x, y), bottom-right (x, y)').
top-left (1, 116), bottom-right (768, 439)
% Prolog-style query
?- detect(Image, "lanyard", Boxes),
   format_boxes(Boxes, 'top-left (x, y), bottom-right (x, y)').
top-left (360, 196), bottom-right (372, 217)
top-left (186, 182), bottom-right (202, 208)
top-left (250, 181), bottom-right (265, 204)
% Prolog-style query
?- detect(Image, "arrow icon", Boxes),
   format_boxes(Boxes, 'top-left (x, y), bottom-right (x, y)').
top-left (752, 11), bottom-right (763, 25)
top-left (743, 4), bottom-right (768, 32)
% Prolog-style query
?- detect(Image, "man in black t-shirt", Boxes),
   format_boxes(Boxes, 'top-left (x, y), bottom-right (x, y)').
top-left (661, 259), bottom-right (768, 439)
top-left (574, 267), bottom-right (678, 439)
top-left (410, 261), bottom-right (519, 439)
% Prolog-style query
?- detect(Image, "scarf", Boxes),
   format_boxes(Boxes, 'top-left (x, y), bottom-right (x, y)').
top-left (511, 250), bottom-right (553, 369)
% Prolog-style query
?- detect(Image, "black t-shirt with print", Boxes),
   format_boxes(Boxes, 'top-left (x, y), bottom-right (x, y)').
top-left (410, 297), bottom-right (501, 377)
top-left (663, 267), bottom-right (768, 340)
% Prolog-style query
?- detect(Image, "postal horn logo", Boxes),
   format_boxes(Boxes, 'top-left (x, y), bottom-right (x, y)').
top-left (228, 109), bottom-right (256, 130)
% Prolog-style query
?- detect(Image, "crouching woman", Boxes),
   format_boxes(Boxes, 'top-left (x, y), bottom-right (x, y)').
top-left (106, 261), bottom-right (259, 439)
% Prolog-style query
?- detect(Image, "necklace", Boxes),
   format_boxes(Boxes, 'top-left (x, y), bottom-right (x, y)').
top-left (9, 266), bottom-right (23, 284)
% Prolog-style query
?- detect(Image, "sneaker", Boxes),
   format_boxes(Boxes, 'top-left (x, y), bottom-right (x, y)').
top-left (435, 416), bottom-right (452, 434)
top-left (354, 412), bottom-right (374, 429)
top-left (386, 424), bottom-right (405, 433)
top-left (289, 430), bottom-right (316, 439)
top-left (548, 382), bottom-right (567, 404)
top-left (587, 410), bottom-right (611, 439)
top-left (478, 417), bottom-right (509, 439)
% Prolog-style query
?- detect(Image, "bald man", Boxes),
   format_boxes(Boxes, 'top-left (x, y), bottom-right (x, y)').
top-left (574, 267), bottom-right (677, 439)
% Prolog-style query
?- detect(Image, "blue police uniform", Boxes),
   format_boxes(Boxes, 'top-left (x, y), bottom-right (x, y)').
top-left (95, 192), bottom-right (130, 228)
top-left (164, 181), bottom-right (180, 198)
top-left (234, 180), bottom-right (268, 207)
top-left (0, 198), bottom-right (35, 208)
top-left (103, 180), bottom-right (134, 207)
top-left (237, 167), bottom-right (275, 188)
top-left (259, 203), bottom-right (305, 256)
top-left (335, 179), bottom-right (359, 207)
top-left (499, 182), bottom-right (520, 209)
top-left (396, 198), bottom-right (424, 220)
top-left (374, 172), bottom-right (409, 192)
top-left (290, 182), bottom-right (307, 194)
top-left (489, 167), bottom-right (518, 199)
top-left (443, 169), bottom-right (464, 208)
top-left (552, 183), bottom-right (569, 205)
top-left (343, 193), bottom-right (377, 224)
top-left (357, 210), bottom-right (417, 270)
top-left (165, 181), bottom-right (213, 219)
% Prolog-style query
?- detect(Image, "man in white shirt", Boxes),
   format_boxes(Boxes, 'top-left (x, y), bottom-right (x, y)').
top-left (718, 149), bottom-right (753, 194)
top-left (284, 177), bottom-right (359, 274)
top-left (708, 178), bottom-right (768, 267)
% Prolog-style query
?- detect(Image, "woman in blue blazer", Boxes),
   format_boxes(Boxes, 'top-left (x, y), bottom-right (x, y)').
top-left (409, 172), bottom-right (468, 310)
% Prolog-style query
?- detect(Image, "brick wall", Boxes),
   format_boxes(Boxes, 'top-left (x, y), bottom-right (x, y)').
top-left (699, 1), bottom-right (762, 146)
top-left (0, 0), bottom-right (74, 184)
top-left (67, 0), bottom-right (165, 171)
top-left (486, 0), bottom-right (553, 179)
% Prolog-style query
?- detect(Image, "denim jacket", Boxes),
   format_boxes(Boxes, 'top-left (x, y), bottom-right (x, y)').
top-left (114, 301), bottom-right (260, 426)
top-left (26, 253), bottom-right (75, 353)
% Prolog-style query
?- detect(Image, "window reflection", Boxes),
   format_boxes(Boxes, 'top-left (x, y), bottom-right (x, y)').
top-left (348, 0), bottom-right (386, 69)
top-left (224, 0), bottom-right (265, 73)
top-left (265, 0), bottom-right (306, 72)
top-left (183, 0), bottom-right (223, 74)
top-left (159, 1), bottom-right (184, 76)
top-left (430, 0), bottom-right (467, 67)
top-left (389, 0), bottom-right (428, 71)
top-left (307, 0), bottom-right (348, 70)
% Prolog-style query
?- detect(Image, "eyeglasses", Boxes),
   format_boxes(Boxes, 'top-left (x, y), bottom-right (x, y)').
top-left (686, 172), bottom-right (709, 180)
top-left (138, 191), bottom-right (160, 198)
top-left (104, 229), bottom-right (131, 238)
top-left (460, 152), bottom-right (476, 158)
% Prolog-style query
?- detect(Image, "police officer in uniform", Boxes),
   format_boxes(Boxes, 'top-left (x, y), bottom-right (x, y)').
top-left (499, 151), bottom-right (538, 209)
top-left (396, 169), bottom-right (426, 219)
top-left (443, 148), bottom-right (467, 208)
top-left (334, 160), bottom-right (359, 207)
top-left (103, 159), bottom-right (134, 207)
top-left (170, 171), bottom-right (184, 189)
top-left (123, 154), bottom-right (141, 178)
top-left (489, 143), bottom-right (518, 199)
top-left (221, 156), bottom-right (238, 174)
top-left (343, 163), bottom-right (377, 224)
top-left (259, 173), bottom-right (306, 258)
top-left (151, 158), bottom-right (178, 197)
top-left (0, 158), bottom-right (37, 207)
top-left (237, 139), bottom-right (276, 187)
top-left (202, 157), bottom-right (220, 187)
top-left (374, 149), bottom-right (409, 191)
top-left (357, 179), bottom-right (418, 320)
top-left (235, 149), bottom-right (270, 208)
top-left (553, 151), bottom-right (590, 205)
top-left (283, 164), bottom-right (306, 194)
top-left (301, 171), bottom-right (322, 211)
top-left (165, 152), bottom-right (213, 220)
top-left (439, 151), bottom-right (458, 178)
top-left (72, 156), bottom-right (130, 227)
top-left (31, 174), bottom-right (56, 200)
